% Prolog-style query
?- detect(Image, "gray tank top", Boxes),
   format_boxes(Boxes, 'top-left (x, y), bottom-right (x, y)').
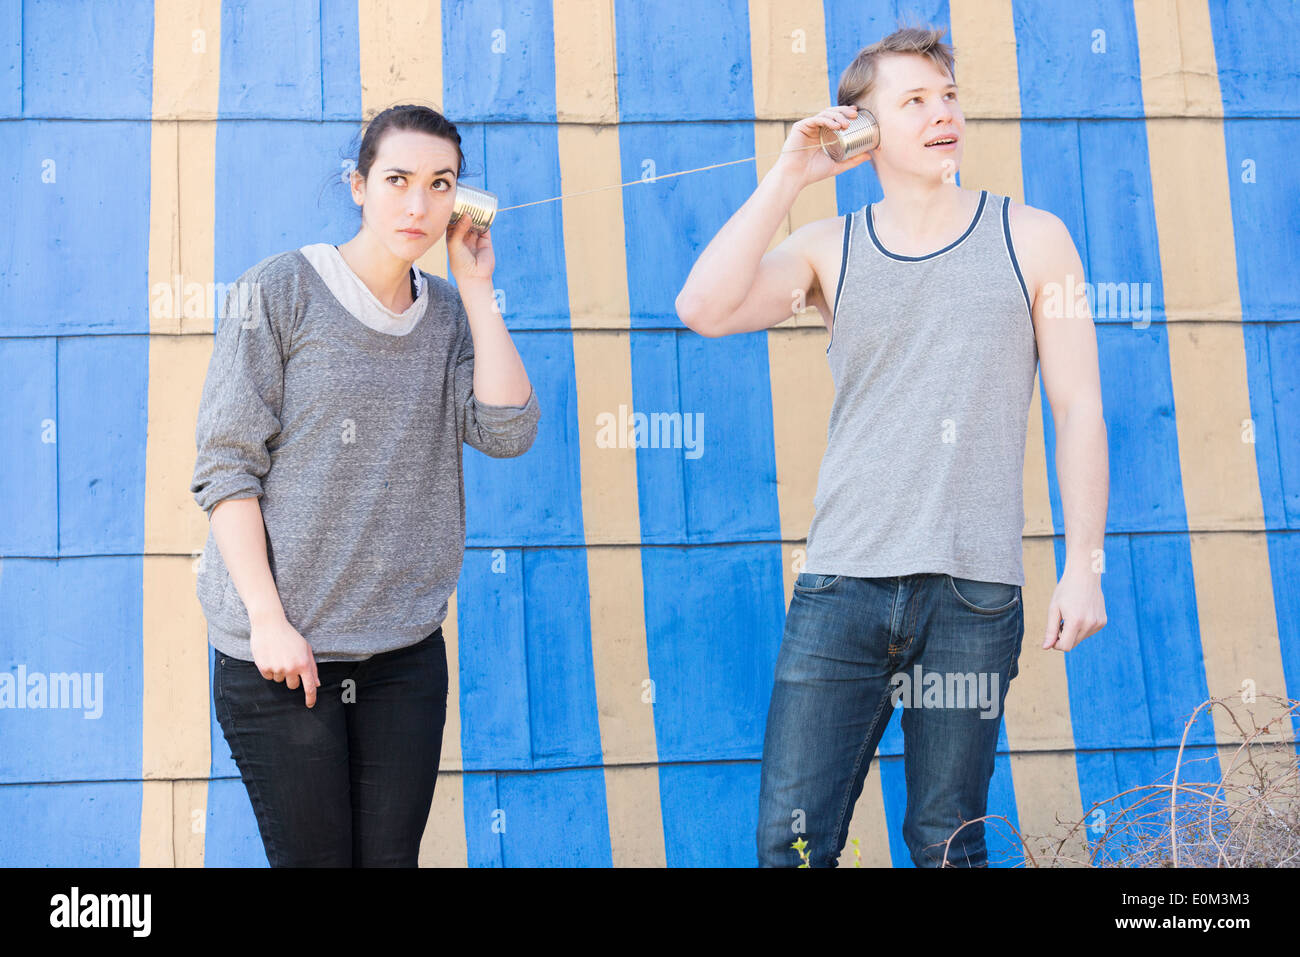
top-left (801, 189), bottom-right (1039, 586)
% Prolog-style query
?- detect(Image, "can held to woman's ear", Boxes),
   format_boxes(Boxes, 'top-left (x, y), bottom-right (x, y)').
top-left (449, 185), bottom-right (498, 233)
top-left (819, 111), bottom-right (880, 162)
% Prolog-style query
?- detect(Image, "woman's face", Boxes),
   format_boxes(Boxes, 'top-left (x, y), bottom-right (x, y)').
top-left (351, 128), bottom-right (461, 261)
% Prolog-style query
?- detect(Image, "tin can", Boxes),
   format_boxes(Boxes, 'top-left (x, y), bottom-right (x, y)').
top-left (819, 110), bottom-right (880, 162)
top-left (448, 184), bottom-right (498, 233)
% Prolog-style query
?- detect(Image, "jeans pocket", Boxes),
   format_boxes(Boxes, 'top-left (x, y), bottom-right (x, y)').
top-left (793, 572), bottom-right (842, 593)
top-left (947, 575), bottom-right (1020, 615)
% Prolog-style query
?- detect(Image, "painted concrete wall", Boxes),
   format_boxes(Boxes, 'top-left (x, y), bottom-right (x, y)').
top-left (0, 0), bottom-right (1297, 867)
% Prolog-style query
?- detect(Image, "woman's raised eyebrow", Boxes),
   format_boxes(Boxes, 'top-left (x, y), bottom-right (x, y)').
top-left (383, 167), bottom-right (457, 177)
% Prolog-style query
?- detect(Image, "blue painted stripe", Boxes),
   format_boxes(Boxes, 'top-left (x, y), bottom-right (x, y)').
top-left (1076, 121), bottom-right (1167, 325)
top-left (57, 336), bottom-right (148, 555)
top-left (462, 771), bottom-right (504, 867)
top-left (321, 0), bottom-right (361, 120)
top-left (522, 548), bottom-right (602, 769)
top-left (464, 332), bottom-right (585, 546)
top-left (481, 123), bottom-right (570, 329)
top-left (1240, 323), bottom-right (1288, 530)
top-left (1075, 745), bottom-right (1225, 865)
top-left (615, 0), bottom-right (753, 121)
top-left (1221, 121), bottom-right (1300, 322)
top-left (0, 121), bottom-right (152, 335)
top-left (0, 782), bottom-right (141, 865)
top-left (219, 0), bottom-right (322, 120)
top-left (1043, 325), bottom-right (1188, 536)
top-left (1025, 125), bottom-right (1186, 540)
top-left (203, 777), bottom-right (268, 867)
top-left (659, 761), bottom-right (761, 867)
top-left (1264, 532), bottom-right (1300, 739)
top-left (1208, 0), bottom-right (1300, 117)
top-left (456, 548), bottom-right (530, 770)
top-left (496, 768), bottom-right (612, 866)
top-left (1055, 534), bottom-right (1155, 749)
top-left (1057, 533), bottom-right (1214, 750)
top-left (22, 0), bottom-right (153, 119)
top-left (619, 121), bottom-right (758, 329)
top-left (677, 332), bottom-right (780, 542)
top-left (640, 544), bottom-right (785, 764)
top-left (625, 328), bottom-right (782, 545)
top-left (0, 0), bottom-right (20, 118)
top-left (441, 0), bottom-right (556, 122)
top-left (0, 338), bottom-right (57, 554)
top-left (0, 556), bottom-right (143, 782)
top-left (1012, 0), bottom-right (1143, 118)
top-left (628, 331), bottom-right (687, 543)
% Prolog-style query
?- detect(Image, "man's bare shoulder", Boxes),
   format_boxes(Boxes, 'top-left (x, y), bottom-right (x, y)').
top-left (784, 213), bottom-right (849, 250)
top-left (783, 213), bottom-right (851, 281)
top-left (1006, 200), bottom-right (1071, 249)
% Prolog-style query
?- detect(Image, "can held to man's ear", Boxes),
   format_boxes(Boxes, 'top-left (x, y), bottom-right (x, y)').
top-left (819, 111), bottom-right (880, 162)
top-left (449, 185), bottom-right (498, 233)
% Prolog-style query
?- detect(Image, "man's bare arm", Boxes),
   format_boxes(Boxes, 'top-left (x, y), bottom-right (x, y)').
top-left (676, 105), bottom-right (868, 337)
top-left (1023, 208), bottom-right (1109, 651)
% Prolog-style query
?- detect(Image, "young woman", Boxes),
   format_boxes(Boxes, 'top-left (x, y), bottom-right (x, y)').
top-left (190, 105), bottom-right (540, 867)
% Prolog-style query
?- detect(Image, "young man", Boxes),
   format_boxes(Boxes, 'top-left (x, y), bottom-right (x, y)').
top-left (675, 26), bottom-right (1109, 867)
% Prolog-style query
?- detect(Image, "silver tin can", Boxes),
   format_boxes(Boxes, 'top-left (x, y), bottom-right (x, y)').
top-left (819, 111), bottom-right (880, 162)
top-left (448, 184), bottom-right (498, 233)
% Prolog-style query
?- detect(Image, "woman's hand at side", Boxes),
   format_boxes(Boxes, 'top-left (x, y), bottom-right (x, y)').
top-left (249, 612), bottom-right (321, 708)
top-left (209, 496), bottom-right (320, 708)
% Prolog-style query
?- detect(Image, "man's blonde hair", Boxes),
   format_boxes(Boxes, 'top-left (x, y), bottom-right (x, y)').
top-left (836, 23), bottom-right (956, 112)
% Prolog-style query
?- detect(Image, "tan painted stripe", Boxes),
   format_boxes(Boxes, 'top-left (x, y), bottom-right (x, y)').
top-left (949, 0), bottom-right (1021, 119)
top-left (558, 127), bottom-right (633, 332)
top-left (417, 591), bottom-right (466, 866)
top-left (1175, 0), bottom-right (1225, 116)
top-left (950, 1), bottom-right (1084, 848)
top-left (358, 0), bottom-right (447, 280)
top-left (142, 0), bottom-right (221, 868)
top-left (1135, 8), bottom-right (1289, 764)
top-left (1008, 752), bottom-right (1089, 867)
top-left (556, 0), bottom-right (665, 867)
top-left (749, 0), bottom-right (830, 120)
top-left (838, 761), bottom-right (894, 868)
top-left (420, 592), bottom-right (466, 865)
top-left (440, 588), bottom-right (463, 770)
top-left (1133, 0), bottom-right (1188, 117)
top-left (554, 0), bottom-right (618, 123)
top-left (419, 771), bottom-right (469, 866)
top-left (1133, 0), bottom-right (1224, 117)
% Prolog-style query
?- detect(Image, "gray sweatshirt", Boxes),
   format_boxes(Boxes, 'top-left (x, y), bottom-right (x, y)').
top-left (190, 249), bottom-right (540, 662)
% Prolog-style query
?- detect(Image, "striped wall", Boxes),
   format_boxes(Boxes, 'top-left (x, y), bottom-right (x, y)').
top-left (0, 0), bottom-right (1296, 867)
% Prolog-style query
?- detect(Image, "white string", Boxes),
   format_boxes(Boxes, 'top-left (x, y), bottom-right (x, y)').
top-left (495, 141), bottom-right (828, 214)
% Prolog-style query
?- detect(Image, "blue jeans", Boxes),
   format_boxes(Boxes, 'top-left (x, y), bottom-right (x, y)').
top-left (757, 573), bottom-right (1024, 867)
top-left (212, 628), bottom-right (448, 867)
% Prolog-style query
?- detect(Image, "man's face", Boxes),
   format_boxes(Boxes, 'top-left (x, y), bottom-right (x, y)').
top-left (350, 128), bottom-right (461, 260)
top-left (863, 53), bottom-right (964, 181)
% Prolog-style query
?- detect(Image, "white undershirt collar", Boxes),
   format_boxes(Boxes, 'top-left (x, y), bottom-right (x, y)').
top-left (298, 243), bottom-right (427, 336)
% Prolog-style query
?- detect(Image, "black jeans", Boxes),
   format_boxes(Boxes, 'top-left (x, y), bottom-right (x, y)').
top-left (213, 628), bottom-right (449, 867)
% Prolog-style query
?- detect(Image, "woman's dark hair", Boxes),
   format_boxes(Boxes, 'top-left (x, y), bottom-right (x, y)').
top-left (355, 104), bottom-right (465, 184)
